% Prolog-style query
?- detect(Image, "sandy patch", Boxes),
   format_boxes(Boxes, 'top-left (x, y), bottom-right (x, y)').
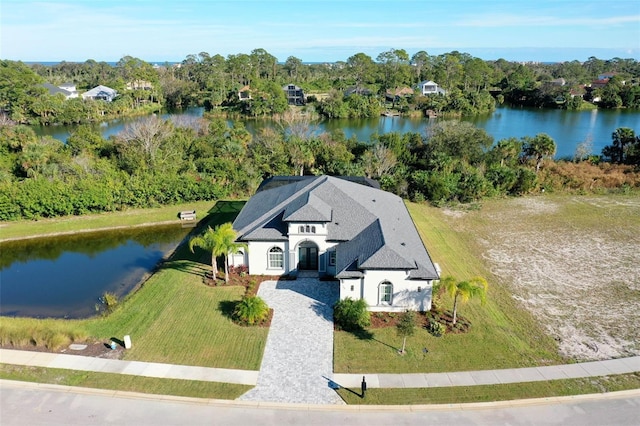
top-left (451, 196), bottom-right (640, 361)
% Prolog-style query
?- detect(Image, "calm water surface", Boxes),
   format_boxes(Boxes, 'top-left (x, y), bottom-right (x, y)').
top-left (36, 106), bottom-right (639, 159)
top-left (0, 225), bottom-right (190, 319)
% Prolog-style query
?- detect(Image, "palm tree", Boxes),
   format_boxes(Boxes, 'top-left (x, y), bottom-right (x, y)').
top-left (189, 223), bottom-right (247, 283)
top-left (215, 222), bottom-right (247, 283)
top-left (523, 133), bottom-right (556, 173)
top-left (441, 276), bottom-right (488, 325)
top-left (188, 226), bottom-right (225, 281)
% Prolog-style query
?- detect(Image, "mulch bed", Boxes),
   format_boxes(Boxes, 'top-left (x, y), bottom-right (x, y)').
top-left (2, 339), bottom-right (125, 359)
top-left (369, 309), bottom-right (471, 334)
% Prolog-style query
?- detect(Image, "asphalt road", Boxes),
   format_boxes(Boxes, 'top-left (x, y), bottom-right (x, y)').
top-left (1, 380), bottom-right (639, 426)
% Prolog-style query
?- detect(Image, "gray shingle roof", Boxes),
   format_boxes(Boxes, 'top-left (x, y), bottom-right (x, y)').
top-left (233, 176), bottom-right (439, 280)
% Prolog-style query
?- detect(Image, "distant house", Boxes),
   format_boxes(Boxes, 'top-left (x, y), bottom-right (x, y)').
top-left (345, 86), bottom-right (373, 97)
top-left (386, 86), bottom-right (414, 101)
top-left (126, 80), bottom-right (153, 90)
top-left (590, 79), bottom-right (609, 89)
top-left (238, 85), bottom-right (252, 101)
top-left (569, 85), bottom-right (586, 99)
top-left (283, 84), bottom-right (305, 105)
top-left (549, 78), bottom-right (566, 86)
top-left (82, 85), bottom-right (117, 102)
top-left (58, 82), bottom-right (78, 96)
top-left (231, 175), bottom-right (441, 312)
top-left (598, 72), bottom-right (617, 80)
top-left (416, 80), bottom-right (446, 96)
top-left (40, 83), bottom-right (77, 99)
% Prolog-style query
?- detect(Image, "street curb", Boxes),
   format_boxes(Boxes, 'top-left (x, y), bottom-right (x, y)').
top-left (2, 379), bottom-right (639, 412)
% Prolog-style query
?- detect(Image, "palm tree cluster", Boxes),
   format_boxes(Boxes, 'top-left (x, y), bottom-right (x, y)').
top-left (188, 222), bottom-right (246, 283)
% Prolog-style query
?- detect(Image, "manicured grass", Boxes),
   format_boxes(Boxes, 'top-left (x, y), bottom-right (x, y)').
top-left (0, 364), bottom-right (251, 400)
top-left (336, 373), bottom-right (640, 405)
top-left (0, 200), bottom-right (218, 241)
top-left (334, 200), bottom-right (562, 374)
top-left (0, 200), bottom-right (265, 369)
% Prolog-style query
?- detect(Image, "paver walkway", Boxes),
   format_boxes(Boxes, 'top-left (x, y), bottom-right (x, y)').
top-left (238, 276), bottom-right (344, 404)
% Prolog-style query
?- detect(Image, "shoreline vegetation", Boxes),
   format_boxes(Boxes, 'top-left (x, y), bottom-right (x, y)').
top-left (2, 52), bottom-right (638, 128)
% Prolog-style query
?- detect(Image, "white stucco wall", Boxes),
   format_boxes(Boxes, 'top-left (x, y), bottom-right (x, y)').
top-left (246, 241), bottom-right (289, 275)
top-left (341, 269), bottom-right (433, 312)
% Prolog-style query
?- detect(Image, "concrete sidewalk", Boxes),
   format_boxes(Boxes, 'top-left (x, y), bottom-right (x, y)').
top-left (2, 348), bottom-right (639, 391)
top-left (333, 356), bottom-right (640, 389)
top-left (0, 349), bottom-right (258, 385)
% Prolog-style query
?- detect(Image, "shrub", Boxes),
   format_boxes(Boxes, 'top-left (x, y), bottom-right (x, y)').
top-left (333, 298), bottom-right (370, 331)
top-left (233, 295), bottom-right (269, 325)
top-left (427, 320), bottom-right (446, 337)
top-left (95, 292), bottom-right (118, 315)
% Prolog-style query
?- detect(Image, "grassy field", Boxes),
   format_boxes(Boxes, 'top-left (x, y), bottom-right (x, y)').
top-left (0, 200), bottom-right (217, 241)
top-left (336, 373), bottom-right (640, 405)
top-left (334, 199), bottom-right (563, 374)
top-left (335, 193), bottom-right (640, 374)
top-left (0, 200), bottom-right (267, 370)
top-left (0, 364), bottom-right (250, 400)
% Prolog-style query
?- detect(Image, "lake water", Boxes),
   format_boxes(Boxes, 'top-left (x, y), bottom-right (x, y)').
top-left (0, 225), bottom-right (190, 319)
top-left (35, 105), bottom-right (639, 159)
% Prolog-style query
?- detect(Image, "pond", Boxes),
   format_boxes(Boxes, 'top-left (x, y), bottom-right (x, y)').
top-left (0, 225), bottom-right (191, 319)
top-left (35, 105), bottom-right (639, 160)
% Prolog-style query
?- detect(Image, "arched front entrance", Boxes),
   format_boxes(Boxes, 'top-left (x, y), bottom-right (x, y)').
top-left (297, 241), bottom-right (318, 271)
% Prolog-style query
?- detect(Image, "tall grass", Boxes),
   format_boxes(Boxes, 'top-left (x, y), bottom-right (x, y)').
top-left (0, 319), bottom-right (88, 350)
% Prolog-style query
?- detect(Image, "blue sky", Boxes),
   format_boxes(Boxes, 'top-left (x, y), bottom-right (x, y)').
top-left (2, 0), bottom-right (639, 63)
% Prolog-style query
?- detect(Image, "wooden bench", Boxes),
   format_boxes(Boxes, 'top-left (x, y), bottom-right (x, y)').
top-left (179, 210), bottom-right (196, 221)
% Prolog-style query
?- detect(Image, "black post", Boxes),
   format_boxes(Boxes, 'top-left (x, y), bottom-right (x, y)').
top-left (361, 375), bottom-right (367, 399)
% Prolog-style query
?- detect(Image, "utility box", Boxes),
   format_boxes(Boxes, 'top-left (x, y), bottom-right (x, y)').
top-left (123, 335), bottom-right (132, 349)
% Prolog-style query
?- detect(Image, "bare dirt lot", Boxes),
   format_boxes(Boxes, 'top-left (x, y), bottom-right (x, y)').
top-left (442, 194), bottom-right (640, 361)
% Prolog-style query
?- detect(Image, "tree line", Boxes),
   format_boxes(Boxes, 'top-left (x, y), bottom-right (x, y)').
top-left (1, 106), bottom-right (638, 221)
top-left (1, 50), bottom-right (638, 126)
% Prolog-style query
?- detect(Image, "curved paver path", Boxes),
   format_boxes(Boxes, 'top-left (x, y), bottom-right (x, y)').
top-left (238, 276), bottom-right (344, 404)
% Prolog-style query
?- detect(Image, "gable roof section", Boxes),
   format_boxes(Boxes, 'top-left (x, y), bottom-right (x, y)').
top-left (41, 83), bottom-right (72, 97)
top-left (234, 176), bottom-right (439, 280)
top-left (283, 192), bottom-right (332, 222)
top-left (83, 85), bottom-right (117, 98)
top-left (234, 178), bottom-right (324, 241)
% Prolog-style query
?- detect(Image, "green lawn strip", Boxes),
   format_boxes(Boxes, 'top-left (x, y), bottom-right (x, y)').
top-left (1, 200), bottom-right (266, 370)
top-left (0, 364), bottom-right (250, 400)
top-left (0, 200), bottom-right (219, 241)
top-left (336, 373), bottom-right (640, 405)
top-left (334, 201), bottom-right (561, 374)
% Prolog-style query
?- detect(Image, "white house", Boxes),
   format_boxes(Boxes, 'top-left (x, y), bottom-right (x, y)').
top-left (232, 176), bottom-right (440, 312)
top-left (417, 80), bottom-right (446, 96)
top-left (82, 85), bottom-right (117, 102)
top-left (41, 83), bottom-right (78, 100)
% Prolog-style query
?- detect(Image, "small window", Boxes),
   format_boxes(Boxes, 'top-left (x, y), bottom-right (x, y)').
top-left (299, 226), bottom-right (304, 233)
top-left (379, 282), bottom-right (393, 305)
top-left (328, 251), bottom-right (336, 266)
top-left (311, 226), bottom-right (316, 233)
top-left (268, 247), bottom-right (284, 269)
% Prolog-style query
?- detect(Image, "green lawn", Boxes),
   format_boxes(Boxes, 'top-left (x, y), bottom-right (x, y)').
top-left (0, 364), bottom-right (251, 400)
top-left (0, 200), bottom-right (220, 241)
top-left (336, 373), bottom-right (640, 405)
top-left (0, 200), bottom-right (266, 370)
top-left (334, 200), bottom-right (562, 374)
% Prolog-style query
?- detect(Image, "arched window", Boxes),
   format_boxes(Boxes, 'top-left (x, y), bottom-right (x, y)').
top-left (299, 226), bottom-right (304, 233)
top-left (379, 281), bottom-right (393, 305)
top-left (268, 247), bottom-right (284, 269)
top-left (311, 226), bottom-right (316, 233)
top-left (305, 225), bottom-right (311, 233)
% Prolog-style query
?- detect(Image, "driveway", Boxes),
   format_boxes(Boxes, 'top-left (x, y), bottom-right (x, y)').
top-left (238, 275), bottom-right (344, 404)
